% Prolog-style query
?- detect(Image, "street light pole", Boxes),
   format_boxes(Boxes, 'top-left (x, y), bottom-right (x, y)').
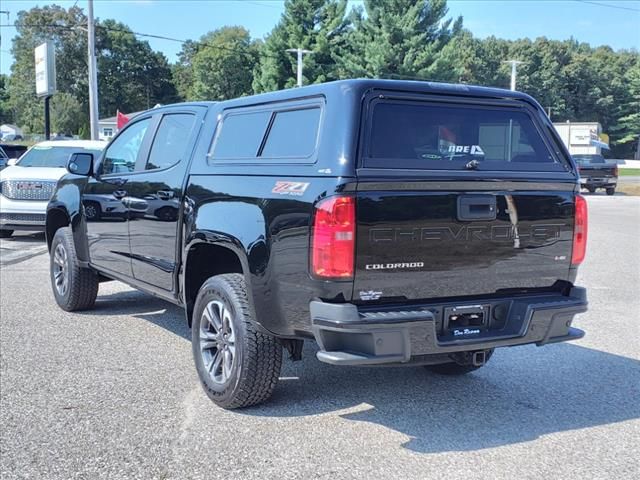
top-left (286, 48), bottom-right (312, 87)
top-left (503, 60), bottom-right (524, 91)
top-left (87, 0), bottom-right (99, 140)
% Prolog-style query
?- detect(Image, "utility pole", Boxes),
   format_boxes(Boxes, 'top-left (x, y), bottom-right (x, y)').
top-left (286, 48), bottom-right (312, 87)
top-left (503, 60), bottom-right (524, 91)
top-left (87, 0), bottom-right (99, 140)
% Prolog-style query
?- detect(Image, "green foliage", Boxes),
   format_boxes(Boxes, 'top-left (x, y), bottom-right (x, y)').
top-left (96, 19), bottom-right (178, 117)
top-left (3, 1), bottom-right (639, 156)
top-left (343, 0), bottom-right (463, 80)
top-left (187, 27), bottom-right (259, 101)
top-left (253, 0), bottom-right (352, 93)
top-left (7, 5), bottom-right (88, 133)
top-left (51, 93), bottom-right (84, 135)
top-left (0, 74), bottom-right (11, 124)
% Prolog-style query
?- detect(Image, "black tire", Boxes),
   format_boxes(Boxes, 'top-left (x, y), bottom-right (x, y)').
top-left (0, 229), bottom-right (13, 238)
top-left (83, 201), bottom-right (101, 221)
top-left (50, 227), bottom-right (99, 311)
top-left (587, 186), bottom-right (596, 193)
top-left (192, 273), bottom-right (282, 409)
top-left (425, 349), bottom-right (494, 375)
top-left (606, 187), bottom-right (615, 196)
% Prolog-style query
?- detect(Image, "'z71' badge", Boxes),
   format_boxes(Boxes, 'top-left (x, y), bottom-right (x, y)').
top-left (272, 181), bottom-right (310, 196)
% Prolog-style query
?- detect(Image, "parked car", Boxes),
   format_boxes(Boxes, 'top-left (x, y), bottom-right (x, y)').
top-left (0, 144), bottom-right (28, 161)
top-left (46, 79), bottom-right (588, 409)
top-left (0, 140), bottom-right (105, 237)
top-left (574, 154), bottom-right (618, 195)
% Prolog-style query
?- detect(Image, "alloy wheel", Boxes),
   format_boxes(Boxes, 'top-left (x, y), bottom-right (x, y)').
top-left (199, 300), bottom-right (236, 385)
top-left (52, 243), bottom-right (69, 297)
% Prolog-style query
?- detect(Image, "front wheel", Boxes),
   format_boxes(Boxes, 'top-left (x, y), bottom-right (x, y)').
top-left (0, 229), bottom-right (13, 238)
top-left (192, 273), bottom-right (282, 409)
top-left (425, 349), bottom-right (494, 375)
top-left (83, 201), bottom-right (102, 221)
top-left (586, 186), bottom-right (596, 193)
top-left (50, 227), bottom-right (99, 311)
top-left (606, 187), bottom-right (615, 196)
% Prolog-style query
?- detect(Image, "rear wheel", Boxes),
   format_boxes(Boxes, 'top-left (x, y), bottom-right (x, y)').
top-left (425, 349), bottom-right (494, 375)
top-left (50, 227), bottom-right (99, 311)
top-left (606, 187), bottom-right (615, 196)
top-left (586, 186), bottom-right (595, 193)
top-left (0, 229), bottom-right (13, 238)
top-left (192, 273), bottom-right (282, 409)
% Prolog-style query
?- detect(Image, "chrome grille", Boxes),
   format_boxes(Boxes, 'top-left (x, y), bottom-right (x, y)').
top-left (0, 180), bottom-right (57, 201)
top-left (0, 213), bottom-right (46, 224)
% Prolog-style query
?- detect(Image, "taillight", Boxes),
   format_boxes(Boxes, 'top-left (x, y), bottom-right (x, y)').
top-left (311, 196), bottom-right (355, 279)
top-left (613, 164), bottom-right (618, 177)
top-left (572, 195), bottom-right (588, 265)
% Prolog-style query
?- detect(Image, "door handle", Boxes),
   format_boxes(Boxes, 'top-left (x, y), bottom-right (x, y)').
top-left (457, 195), bottom-right (497, 221)
top-left (113, 190), bottom-right (127, 200)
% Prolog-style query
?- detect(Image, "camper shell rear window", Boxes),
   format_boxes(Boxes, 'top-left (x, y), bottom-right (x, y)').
top-left (363, 98), bottom-right (567, 172)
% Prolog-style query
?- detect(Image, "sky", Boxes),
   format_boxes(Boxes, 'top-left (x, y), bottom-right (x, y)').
top-left (0, 0), bottom-right (639, 75)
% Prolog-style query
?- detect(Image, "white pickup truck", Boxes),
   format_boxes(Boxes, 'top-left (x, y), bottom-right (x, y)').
top-left (0, 140), bottom-right (105, 238)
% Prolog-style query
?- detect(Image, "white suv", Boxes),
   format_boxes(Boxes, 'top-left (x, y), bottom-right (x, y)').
top-left (0, 140), bottom-right (105, 238)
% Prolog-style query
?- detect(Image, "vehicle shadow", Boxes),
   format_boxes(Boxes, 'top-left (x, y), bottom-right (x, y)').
top-left (1, 231), bottom-right (46, 242)
top-left (87, 289), bottom-right (190, 340)
top-left (249, 343), bottom-right (640, 454)
top-left (90, 290), bottom-right (640, 454)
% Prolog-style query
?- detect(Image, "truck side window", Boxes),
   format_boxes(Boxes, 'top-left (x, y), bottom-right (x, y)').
top-left (260, 108), bottom-right (320, 158)
top-left (212, 111), bottom-right (271, 159)
top-left (146, 113), bottom-right (196, 170)
top-left (102, 118), bottom-right (150, 175)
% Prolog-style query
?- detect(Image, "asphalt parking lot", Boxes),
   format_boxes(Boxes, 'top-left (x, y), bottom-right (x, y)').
top-left (1, 196), bottom-right (639, 480)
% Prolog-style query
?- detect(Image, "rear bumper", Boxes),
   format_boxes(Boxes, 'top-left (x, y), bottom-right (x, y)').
top-left (310, 287), bottom-right (587, 366)
top-left (580, 177), bottom-right (617, 188)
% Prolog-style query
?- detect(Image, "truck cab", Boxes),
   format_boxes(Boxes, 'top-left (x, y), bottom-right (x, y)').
top-left (46, 80), bottom-right (588, 409)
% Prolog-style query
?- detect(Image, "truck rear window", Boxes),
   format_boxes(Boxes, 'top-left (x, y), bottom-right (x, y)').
top-left (365, 101), bottom-right (564, 171)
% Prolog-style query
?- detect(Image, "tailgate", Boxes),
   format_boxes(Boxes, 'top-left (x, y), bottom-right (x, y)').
top-left (353, 186), bottom-right (575, 302)
top-left (353, 91), bottom-right (578, 303)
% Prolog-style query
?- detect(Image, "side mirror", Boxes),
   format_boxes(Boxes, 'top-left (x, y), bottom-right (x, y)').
top-left (67, 152), bottom-right (94, 176)
top-left (7, 158), bottom-right (18, 166)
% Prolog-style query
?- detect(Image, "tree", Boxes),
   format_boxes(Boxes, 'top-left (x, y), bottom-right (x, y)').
top-left (0, 74), bottom-right (12, 124)
top-left (172, 40), bottom-right (199, 101)
top-left (7, 5), bottom-right (89, 133)
top-left (610, 62), bottom-right (640, 158)
top-left (188, 27), bottom-right (259, 101)
top-left (253, 0), bottom-right (352, 93)
top-left (95, 19), bottom-right (178, 117)
top-left (342, 0), bottom-right (462, 81)
top-left (51, 93), bottom-right (84, 135)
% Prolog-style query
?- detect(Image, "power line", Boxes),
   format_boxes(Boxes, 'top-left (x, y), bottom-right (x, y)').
top-left (572, 0), bottom-right (640, 12)
top-left (0, 22), bottom-right (286, 61)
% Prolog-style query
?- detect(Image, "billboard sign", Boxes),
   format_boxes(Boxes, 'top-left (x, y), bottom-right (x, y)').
top-left (35, 42), bottom-right (56, 97)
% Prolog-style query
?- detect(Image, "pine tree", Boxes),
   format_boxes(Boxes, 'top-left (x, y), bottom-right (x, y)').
top-left (253, 0), bottom-right (351, 93)
top-left (342, 0), bottom-right (462, 81)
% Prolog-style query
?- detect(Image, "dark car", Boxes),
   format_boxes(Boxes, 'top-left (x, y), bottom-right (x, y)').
top-left (0, 144), bottom-right (28, 162)
top-left (45, 79), bottom-right (588, 409)
top-left (574, 154), bottom-right (618, 195)
top-left (0, 146), bottom-right (7, 170)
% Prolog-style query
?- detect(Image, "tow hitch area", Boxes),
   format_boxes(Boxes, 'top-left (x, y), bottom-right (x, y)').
top-left (450, 350), bottom-right (491, 367)
top-left (444, 305), bottom-right (490, 336)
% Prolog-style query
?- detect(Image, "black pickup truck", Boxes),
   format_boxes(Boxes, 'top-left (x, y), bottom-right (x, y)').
top-left (574, 154), bottom-right (618, 195)
top-left (46, 79), bottom-right (588, 409)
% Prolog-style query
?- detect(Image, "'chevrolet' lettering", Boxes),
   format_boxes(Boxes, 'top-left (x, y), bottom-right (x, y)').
top-left (369, 224), bottom-right (562, 243)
